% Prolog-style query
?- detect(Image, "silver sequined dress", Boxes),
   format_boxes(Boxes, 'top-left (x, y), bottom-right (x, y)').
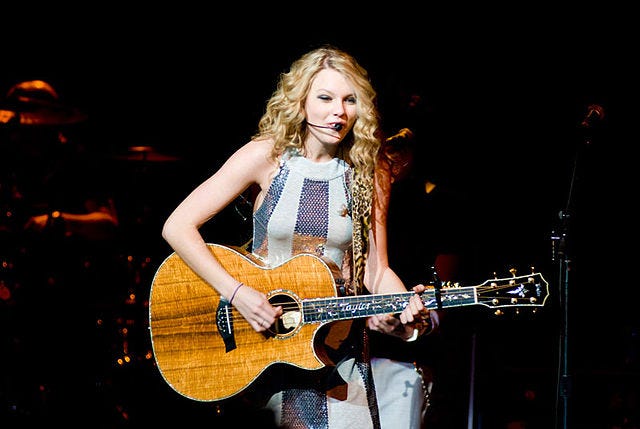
top-left (250, 150), bottom-right (381, 429)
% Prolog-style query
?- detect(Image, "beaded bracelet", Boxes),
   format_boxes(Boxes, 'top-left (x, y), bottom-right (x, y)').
top-left (405, 318), bottom-right (433, 342)
top-left (405, 328), bottom-right (420, 342)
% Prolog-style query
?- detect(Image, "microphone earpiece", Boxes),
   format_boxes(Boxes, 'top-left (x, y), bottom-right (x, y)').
top-left (307, 121), bottom-right (343, 131)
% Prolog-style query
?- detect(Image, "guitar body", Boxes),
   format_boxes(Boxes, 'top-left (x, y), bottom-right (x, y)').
top-left (149, 243), bottom-right (343, 402)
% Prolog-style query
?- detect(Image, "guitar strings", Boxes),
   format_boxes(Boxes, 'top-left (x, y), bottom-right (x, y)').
top-left (154, 280), bottom-right (545, 335)
top-left (216, 279), bottom-right (544, 325)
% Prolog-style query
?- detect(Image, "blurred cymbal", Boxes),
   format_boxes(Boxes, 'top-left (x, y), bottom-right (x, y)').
top-left (0, 80), bottom-right (88, 126)
top-left (113, 146), bottom-right (181, 162)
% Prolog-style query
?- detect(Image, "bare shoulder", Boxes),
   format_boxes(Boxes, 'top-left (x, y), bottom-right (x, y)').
top-left (226, 138), bottom-right (278, 187)
top-left (234, 138), bottom-right (275, 165)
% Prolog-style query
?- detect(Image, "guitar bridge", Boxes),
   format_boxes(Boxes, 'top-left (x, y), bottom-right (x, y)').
top-left (216, 299), bottom-right (237, 352)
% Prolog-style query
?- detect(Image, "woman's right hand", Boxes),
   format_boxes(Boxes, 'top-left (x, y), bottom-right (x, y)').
top-left (231, 284), bottom-right (283, 332)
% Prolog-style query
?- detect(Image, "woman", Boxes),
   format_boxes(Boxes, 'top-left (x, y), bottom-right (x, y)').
top-left (162, 45), bottom-right (434, 428)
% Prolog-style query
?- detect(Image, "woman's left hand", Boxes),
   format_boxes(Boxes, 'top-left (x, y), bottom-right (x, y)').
top-left (367, 284), bottom-right (436, 341)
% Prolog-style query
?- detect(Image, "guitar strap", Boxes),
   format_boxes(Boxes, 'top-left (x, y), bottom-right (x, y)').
top-left (349, 166), bottom-right (383, 429)
top-left (350, 166), bottom-right (373, 296)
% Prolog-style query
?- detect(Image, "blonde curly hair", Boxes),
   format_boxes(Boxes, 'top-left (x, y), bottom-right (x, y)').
top-left (253, 45), bottom-right (383, 293)
top-left (253, 45), bottom-right (382, 181)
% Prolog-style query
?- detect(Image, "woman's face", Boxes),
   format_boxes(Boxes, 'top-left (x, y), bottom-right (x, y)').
top-left (304, 68), bottom-right (357, 143)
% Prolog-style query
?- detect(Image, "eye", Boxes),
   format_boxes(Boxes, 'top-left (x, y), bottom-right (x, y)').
top-left (345, 96), bottom-right (357, 105)
top-left (318, 94), bottom-right (332, 101)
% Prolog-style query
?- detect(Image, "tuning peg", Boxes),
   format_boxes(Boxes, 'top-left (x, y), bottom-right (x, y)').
top-left (509, 268), bottom-right (517, 277)
top-left (442, 281), bottom-right (457, 289)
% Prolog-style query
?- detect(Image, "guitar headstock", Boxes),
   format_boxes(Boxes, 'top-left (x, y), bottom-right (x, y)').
top-left (475, 269), bottom-right (549, 315)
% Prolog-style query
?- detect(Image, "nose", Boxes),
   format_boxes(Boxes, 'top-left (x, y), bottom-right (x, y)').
top-left (333, 101), bottom-right (346, 117)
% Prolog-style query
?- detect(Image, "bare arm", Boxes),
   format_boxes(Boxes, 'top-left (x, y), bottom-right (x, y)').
top-left (161, 139), bottom-right (282, 332)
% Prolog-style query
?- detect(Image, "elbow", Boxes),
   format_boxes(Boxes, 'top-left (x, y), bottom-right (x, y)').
top-left (162, 207), bottom-right (206, 248)
top-left (162, 212), bottom-right (201, 246)
top-left (161, 215), bottom-right (177, 245)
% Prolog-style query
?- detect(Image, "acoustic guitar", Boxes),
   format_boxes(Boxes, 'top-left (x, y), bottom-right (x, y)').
top-left (149, 243), bottom-right (549, 402)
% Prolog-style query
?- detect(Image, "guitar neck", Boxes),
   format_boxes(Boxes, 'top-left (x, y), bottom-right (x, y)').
top-left (301, 287), bottom-right (477, 323)
top-left (301, 271), bottom-right (549, 324)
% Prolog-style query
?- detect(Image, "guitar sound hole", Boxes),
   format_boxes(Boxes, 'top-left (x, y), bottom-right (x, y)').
top-left (267, 292), bottom-right (300, 336)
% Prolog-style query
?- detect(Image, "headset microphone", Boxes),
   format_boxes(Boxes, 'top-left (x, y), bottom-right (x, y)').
top-left (307, 121), bottom-right (343, 131)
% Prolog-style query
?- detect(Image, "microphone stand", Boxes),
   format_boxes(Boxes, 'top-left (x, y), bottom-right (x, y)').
top-left (551, 122), bottom-right (595, 429)
top-left (552, 208), bottom-right (571, 429)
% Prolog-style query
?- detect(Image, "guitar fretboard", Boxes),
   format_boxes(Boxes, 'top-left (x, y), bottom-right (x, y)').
top-left (301, 287), bottom-right (480, 323)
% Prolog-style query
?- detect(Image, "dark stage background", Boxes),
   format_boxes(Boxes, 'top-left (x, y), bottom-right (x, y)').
top-left (1, 12), bottom-right (638, 428)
